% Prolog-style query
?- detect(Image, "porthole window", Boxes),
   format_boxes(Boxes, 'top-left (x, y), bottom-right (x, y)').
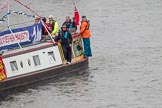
top-left (28, 59), bottom-right (31, 66)
top-left (20, 61), bottom-right (23, 68)
top-left (33, 55), bottom-right (41, 66)
top-left (10, 61), bottom-right (18, 71)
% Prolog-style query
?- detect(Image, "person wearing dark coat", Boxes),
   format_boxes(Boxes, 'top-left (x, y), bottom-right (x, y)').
top-left (62, 16), bottom-right (72, 29)
top-left (72, 17), bottom-right (77, 31)
top-left (54, 25), bottom-right (72, 64)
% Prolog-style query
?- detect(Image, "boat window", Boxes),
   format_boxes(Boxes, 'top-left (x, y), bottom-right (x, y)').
top-left (48, 51), bottom-right (56, 63)
top-left (28, 59), bottom-right (31, 66)
top-left (10, 61), bottom-right (18, 71)
top-left (33, 55), bottom-right (41, 66)
top-left (20, 61), bottom-right (23, 68)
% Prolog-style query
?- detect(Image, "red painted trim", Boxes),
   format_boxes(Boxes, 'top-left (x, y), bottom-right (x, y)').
top-left (3, 42), bottom-right (58, 58)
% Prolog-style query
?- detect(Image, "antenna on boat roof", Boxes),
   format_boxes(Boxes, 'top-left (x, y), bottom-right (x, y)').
top-left (7, 1), bottom-right (22, 49)
top-left (14, 0), bottom-right (55, 43)
top-left (7, 1), bottom-right (9, 27)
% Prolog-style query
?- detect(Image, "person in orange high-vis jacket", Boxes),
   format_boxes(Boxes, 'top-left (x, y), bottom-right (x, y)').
top-left (78, 15), bottom-right (92, 58)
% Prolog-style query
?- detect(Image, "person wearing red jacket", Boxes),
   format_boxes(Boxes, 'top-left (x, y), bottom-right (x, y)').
top-left (41, 17), bottom-right (50, 40)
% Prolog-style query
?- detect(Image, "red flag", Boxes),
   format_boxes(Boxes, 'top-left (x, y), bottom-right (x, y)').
top-left (74, 4), bottom-right (80, 26)
top-left (0, 56), bottom-right (7, 81)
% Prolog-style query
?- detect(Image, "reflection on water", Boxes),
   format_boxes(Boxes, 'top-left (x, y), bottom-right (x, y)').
top-left (1, 0), bottom-right (162, 108)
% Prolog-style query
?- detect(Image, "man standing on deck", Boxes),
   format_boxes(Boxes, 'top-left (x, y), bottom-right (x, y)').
top-left (62, 16), bottom-right (72, 29)
top-left (78, 15), bottom-right (92, 58)
top-left (48, 15), bottom-right (59, 36)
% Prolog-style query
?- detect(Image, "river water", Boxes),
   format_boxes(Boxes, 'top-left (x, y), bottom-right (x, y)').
top-left (0, 0), bottom-right (162, 108)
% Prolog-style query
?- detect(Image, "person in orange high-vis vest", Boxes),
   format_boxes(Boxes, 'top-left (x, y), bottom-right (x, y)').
top-left (78, 15), bottom-right (92, 58)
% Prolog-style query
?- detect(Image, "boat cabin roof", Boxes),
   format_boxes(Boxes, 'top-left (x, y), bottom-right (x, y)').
top-left (1, 41), bottom-right (57, 58)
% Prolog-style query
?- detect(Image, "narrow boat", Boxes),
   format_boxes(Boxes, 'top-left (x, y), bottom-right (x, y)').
top-left (0, 23), bottom-right (88, 91)
top-left (0, 1), bottom-right (88, 91)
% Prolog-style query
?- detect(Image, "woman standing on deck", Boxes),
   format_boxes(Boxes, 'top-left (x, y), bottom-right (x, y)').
top-left (54, 25), bottom-right (72, 64)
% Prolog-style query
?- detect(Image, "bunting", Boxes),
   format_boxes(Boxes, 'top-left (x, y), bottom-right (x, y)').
top-left (0, 11), bottom-right (10, 22)
top-left (0, 56), bottom-right (7, 81)
top-left (0, 10), bottom-right (35, 23)
top-left (11, 10), bottom-right (35, 18)
top-left (0, 0), bottom-right (10, 13)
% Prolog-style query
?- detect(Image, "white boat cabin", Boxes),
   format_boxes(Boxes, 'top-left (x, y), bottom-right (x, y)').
top-left (2, 42), bottom-right (63, 78)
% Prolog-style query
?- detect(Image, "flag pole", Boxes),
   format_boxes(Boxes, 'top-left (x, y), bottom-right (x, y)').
top-left (14, 0), bottom-right (40, 18)
top-left (7, 1), bottom-right (22, 49)
top-left (8, 26), bottom-right (22, 49)
top-left (7, 2), bottom-right (9, 27)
